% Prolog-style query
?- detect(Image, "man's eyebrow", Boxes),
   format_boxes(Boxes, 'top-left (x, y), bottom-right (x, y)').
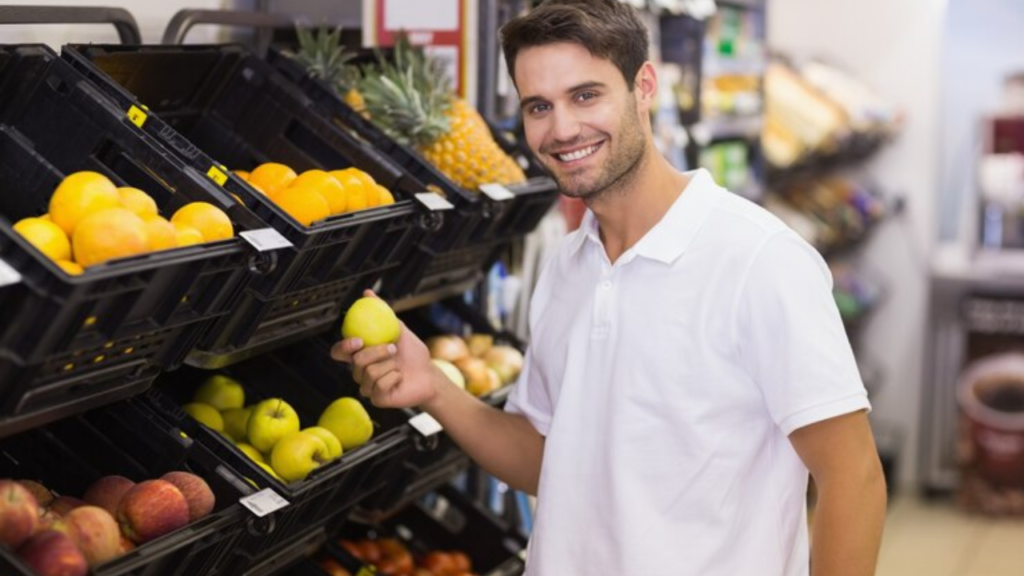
top-left (519, 81), bottom-right (608, 112)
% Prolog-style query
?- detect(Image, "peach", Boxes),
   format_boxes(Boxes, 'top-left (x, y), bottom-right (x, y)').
top-left (62, 506), bottom-right (120, 567)
top-left (17, 530), bottom-right (87, 576)
top-left (83, 475), bottom-right (135, 516)
top-left (160, 471), bottom-right (215, 521)
top-left (116, 480), bottom-right (189, 544)
top-left (48, 496), bottom-right (86, 517)
top-left (0, 479), bottom-right (39, 547)
top-left (17, 480), bottom-right (54, 508)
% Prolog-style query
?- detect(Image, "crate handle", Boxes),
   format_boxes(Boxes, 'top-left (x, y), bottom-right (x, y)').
top-left (0, 6), bottom-right (141, 44)
top-left (162, 9), bottom-right (309, 53)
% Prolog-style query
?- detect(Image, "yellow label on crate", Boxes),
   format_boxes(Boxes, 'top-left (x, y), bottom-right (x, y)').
top-left (127, 105), bottom-right (148, 128)
top-left (207, 165), bottom-right (228, 186)
top-left (356, 567), bottom-right (377, 576)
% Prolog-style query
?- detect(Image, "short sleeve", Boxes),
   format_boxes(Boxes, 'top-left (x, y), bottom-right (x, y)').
top-left (735, 230), bottom-right (870, 436)
top-left (504, 347), bottom-right (552, 436)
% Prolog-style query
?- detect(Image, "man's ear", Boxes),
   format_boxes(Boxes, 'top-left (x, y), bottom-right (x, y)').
top-left (633, 61), bottom-right (658, 111)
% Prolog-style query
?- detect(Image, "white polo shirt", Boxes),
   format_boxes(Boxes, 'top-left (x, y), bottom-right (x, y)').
top-left (505, 169), bottom-right (870, 576)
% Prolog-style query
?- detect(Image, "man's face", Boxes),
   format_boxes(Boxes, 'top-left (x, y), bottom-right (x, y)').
top-left (515, 43), bottom-right (648, 201)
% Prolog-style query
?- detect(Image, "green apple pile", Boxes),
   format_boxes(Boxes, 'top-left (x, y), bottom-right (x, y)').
top-left (182, 375), bottom-right (375, 483)
top-left (427, 334), bottom-right (524, 397)
top-left (0, 470), bottom-right (214, 576)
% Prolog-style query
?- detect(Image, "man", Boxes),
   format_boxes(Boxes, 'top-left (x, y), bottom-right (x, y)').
top-left (333, 1), bottom-right (887, 574)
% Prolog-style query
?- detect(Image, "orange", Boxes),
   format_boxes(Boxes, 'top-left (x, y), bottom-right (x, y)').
top-left (270, 186), bottom-right (331, 227)
top-left (375, 185), bottom-right (395, 206)
top-left (38, 214), bottom-right (51, 222)
top-left (49, 171), bottom-right (120, 235)
top-left (174, 225), bottom-right (204, 247)
top-left (13, 217), bottom-right (71, 261)
top-left (170, 202), bottom-right (234, 242)
top-left (289, 169), bottom-right (347, 214)
top-left (141, 215), bottom-right (178, 251)
top-left (329, 168), bottom-right (376, 189)
top-left (117, 187), bottom-right (158, 218)
top-left (233, 170), bottom-right (251, 182)
top-left (249, 163), bottom-right (297, 196)
top-left (72, 208), bottom-right (148, 268)
top-left (56, 260), bottom-right (83, 275)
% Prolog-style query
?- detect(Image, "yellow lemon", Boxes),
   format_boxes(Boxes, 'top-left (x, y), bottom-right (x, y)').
top-left (49, 171), bottom-right (120, 235)
top-left (13, 217), bottom-right (71, 261)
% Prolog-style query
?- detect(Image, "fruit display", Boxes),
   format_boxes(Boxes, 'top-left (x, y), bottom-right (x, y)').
top-left (180, 374), bottom-right (374, 483)
top-left (426, 335), bottom-right (524, 397)
top-left (0, 470), bottom-right (214, 575)
top-left (11, 170), bottom-right (234, 274)
top-left (237, 163), bottom-right (395, 227)
top-left (294, 31), bottom-right (526, 192)
top-left (335, 538), bottom-right (477, 576)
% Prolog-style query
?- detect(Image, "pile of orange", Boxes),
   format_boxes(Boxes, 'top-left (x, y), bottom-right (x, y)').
top-left (11, 171), bottom-right (234, 275)
top-left (235, 163), bottom-right (395, 227)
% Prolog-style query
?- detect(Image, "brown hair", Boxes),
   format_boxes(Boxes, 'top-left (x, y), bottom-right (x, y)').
top-left (500, 0), bottom-right (650, 89)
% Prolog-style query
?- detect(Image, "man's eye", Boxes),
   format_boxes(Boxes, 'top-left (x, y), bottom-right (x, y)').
top-left (529, 103), bottom-right (551, 114)
top-left (576, 92), bottom-right (597, 102)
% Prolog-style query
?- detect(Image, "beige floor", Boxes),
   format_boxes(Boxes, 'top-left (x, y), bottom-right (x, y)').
top-left (876, 494), bottom-right (1024, 576)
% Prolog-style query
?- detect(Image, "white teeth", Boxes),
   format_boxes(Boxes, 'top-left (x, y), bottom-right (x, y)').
top-left (557, 144), bottom-right (599, 162)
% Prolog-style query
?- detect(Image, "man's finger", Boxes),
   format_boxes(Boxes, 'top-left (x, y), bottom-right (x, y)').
top-left (371, 371), bottom-right (403, 407)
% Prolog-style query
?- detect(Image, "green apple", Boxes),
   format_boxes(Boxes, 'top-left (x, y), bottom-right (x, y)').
top-left (318, 397), bottom-right (374, 451)
top-left (270, 431), bottom-right (331, 482)
top-left (193, 375), bottom-right (245, 411)
top-left (256, 461), bottom-right (284, 482)
top-left (235, 443), bottom-right (265, 464)
top-left (432, 359), bottom-right (466, 390)
top-left (341, 297), bottom-right (401, 346)
top-left (303, 427), bottom-right (343, 460)
top-left (183, 402), bottom-right (224, 432)
top-left (221, 407), bottom-right (253, 442)
top-left (247, 398), bottom-right (300, 453)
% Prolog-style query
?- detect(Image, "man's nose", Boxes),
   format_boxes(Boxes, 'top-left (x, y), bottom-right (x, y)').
top-left (550, 108), bottom-right (582, 143)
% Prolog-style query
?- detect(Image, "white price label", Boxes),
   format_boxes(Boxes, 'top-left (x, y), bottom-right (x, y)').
top-left (415, 192), bottom-right (454, 211)
top-left (239, 488), bottom-right (289, 518)
top-left (409, 412), bottom-right (443, 437)
top-left (240, 228), bottom-right (293, 252)
top-left (479, 183), bottom-right (515, 201)
top-left (0, 257), bottom-right (22, 287)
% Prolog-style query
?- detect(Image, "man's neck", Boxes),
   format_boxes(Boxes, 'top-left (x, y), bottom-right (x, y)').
top-left (587, 150), bottom-right (691, 263)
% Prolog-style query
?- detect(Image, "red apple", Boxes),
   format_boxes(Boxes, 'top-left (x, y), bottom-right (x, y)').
top-left (318, 557), bottom-right (353, 576)
top-left (17, 480), bottom-right (54, 508)
top-left (117, 534), bottom-right (135, 555)
top-left (48, 496), bottom-right (86, 517)
top-left (62, 506), bottom-right (120, 567)
top-left (37, 508), bottom-right (64, 533)
top-left (17, 530), bottom-right (87, 576)
top-left (116, 480), bottom-right (189, 544)
top-left (83, 475), bottom-right (135, 516)
top-left (0, 479), bottom-right (39, 548)
top-left (160, 471), bottom-right (215, 521)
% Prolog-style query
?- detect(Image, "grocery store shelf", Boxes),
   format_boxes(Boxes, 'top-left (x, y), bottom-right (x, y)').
top-left (390, 276), bottom-right (485, 314)
top-left (691, 114), bottom-right (764, 145)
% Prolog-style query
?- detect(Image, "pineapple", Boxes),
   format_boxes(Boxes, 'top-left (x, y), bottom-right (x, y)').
top-left (290, 26), bottom-right (367, 116)
top-left (356, 36), bottom-right (526, 191)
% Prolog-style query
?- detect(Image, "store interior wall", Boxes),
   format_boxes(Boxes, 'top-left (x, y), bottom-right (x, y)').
top-left (768, 0), bottom-right (948, 490)
top-left (937, 0), bottom-right (1024, 247)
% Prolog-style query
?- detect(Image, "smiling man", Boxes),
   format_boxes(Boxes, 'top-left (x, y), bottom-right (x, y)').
top-left (333, 1), bottom-right (887, 575)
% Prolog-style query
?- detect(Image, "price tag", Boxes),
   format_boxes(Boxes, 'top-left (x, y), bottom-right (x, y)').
top-left (127, 105), bottom-right (148, 128)
top-left (239, 488), bottom-right (289, 518)
top-left (409, 412), bottom-right (443, 437)
top-left (206, 165), bottom-right (228, 186)
top-left (479, 183), bottom-right (515, 201)
top-left (0, 257), bottom-right (22, 287)
top-left (415, 192), bottom-right (454, 211)
top-left (240, 228), bottom-right (293, 252)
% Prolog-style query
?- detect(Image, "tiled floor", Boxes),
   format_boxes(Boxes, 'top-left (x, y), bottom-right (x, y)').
top-left (876, 494), bottom-right (1024, 576)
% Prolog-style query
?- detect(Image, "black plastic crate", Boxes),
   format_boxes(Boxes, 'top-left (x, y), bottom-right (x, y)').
top-left (0, 45), bottom-right (271, 437)
top-left (147, 335), bottom-right (417, 572)
top-left (60, 43), bottom-right (440, 363)
top-left (0, 397), bottom-right (256, 576)
top-left (267, 47), bottom-right (561, 300)
top-left (333, 485), bottom-right (527, 576)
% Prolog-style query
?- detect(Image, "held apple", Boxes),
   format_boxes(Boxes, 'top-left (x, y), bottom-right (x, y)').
top-left (318, 397), bottom-right (374, 451)
top-left (303, 426), bottom-right (343, 460)
top-left (270, 430), bottom-right (332, 482)
top-left (193, 375), bottom-right (245, 411)
top-left (246, 398), bottom-right (300, 453)
top-left (341, 296), bottom-right (401, 346)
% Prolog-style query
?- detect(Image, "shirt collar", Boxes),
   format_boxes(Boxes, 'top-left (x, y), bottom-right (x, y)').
top-left (567, 168), bottom-right (721, 264)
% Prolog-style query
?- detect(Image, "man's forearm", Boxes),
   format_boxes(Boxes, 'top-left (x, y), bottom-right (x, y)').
top-left (422, 378), bottom-right (544, 494)
top-left (810, 462), bottom-right (887, 576)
